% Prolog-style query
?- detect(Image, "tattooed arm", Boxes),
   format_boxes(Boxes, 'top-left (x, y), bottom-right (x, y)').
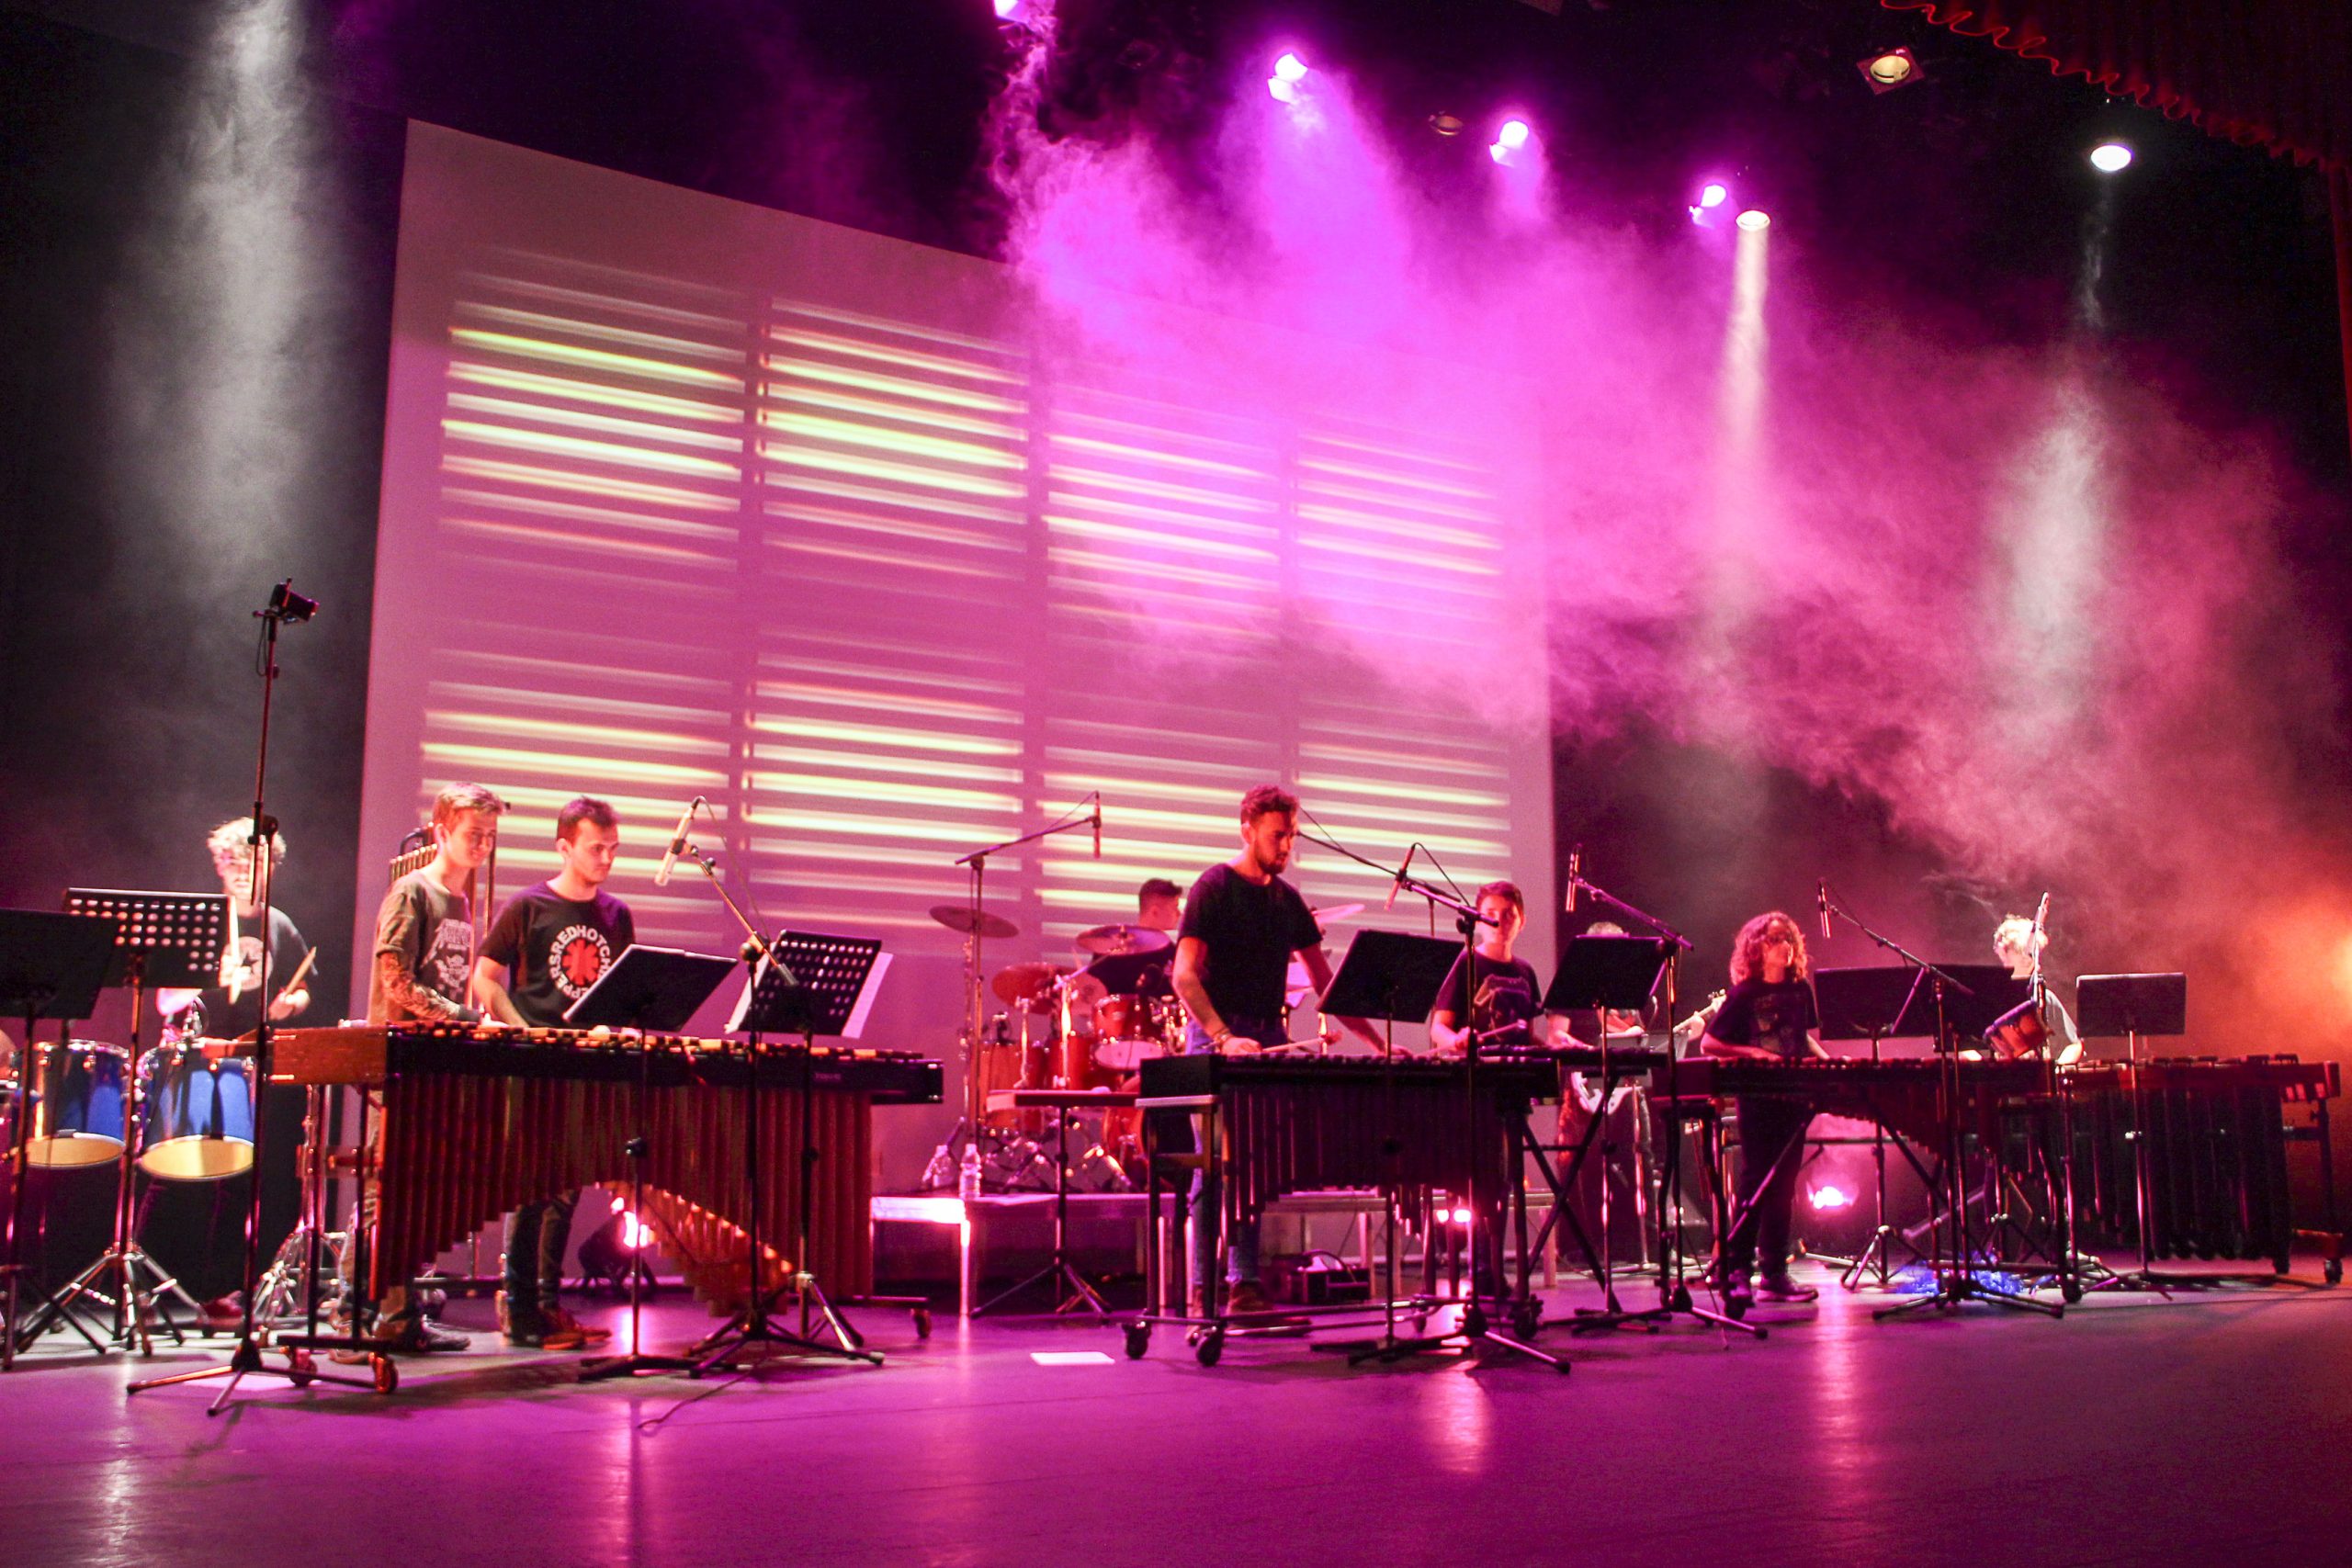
top-left (376, 950), bottom-right (468, 1023)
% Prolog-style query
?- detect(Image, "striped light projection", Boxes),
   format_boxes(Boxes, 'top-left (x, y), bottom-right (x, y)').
top-left (359, 126), bottom-right (1551, 1040)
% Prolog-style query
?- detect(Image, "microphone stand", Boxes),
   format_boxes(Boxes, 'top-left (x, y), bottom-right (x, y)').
top-left (1817, 888), bottom-right (2058, 1321)
top-left (937, 800), bottom-right (1098, 1190)
top-left (133, 581), bottom-right (389, 1408)
top-left (1298, 828), bottom-right (1565, 1371)
top-left (1560, 868), bottom-right (1757, 1337)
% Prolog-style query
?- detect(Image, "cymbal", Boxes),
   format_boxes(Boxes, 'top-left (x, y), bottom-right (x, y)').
top-left (1285, 957), bottom-right (1319, 1008)
top-left (1072, 923), bottom-right (1173, 957)
top-left (932, 904), bottom-right (1020, 941)
top-left (1310, 903), bottom-right (1365, 926)
top-left (992, 961), bottom-right (1075, 1010)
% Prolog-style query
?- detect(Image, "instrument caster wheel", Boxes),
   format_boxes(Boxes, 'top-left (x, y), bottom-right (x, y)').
top-left (1669, 1284), bottom-right (1692, 1313)
top-left (1462, 1304), bottom-right (1487, 1337)
top-left (912, 1307), bottom-right (933, 1339)
top-left (283, 1348), bottom-right (316, 1388)
top-left (2326, 1258), bottom-right (2343, 1286)
top-left (1124, 1324), bottom-right (1150, 1359)
top-left (1512, 1303), bottom-right (1542, 1340)
top-left (1193, 1328), bottom-right (1224, 1367)
top-left (2060, 1278), bottom-right (2084, 1305)
top-left (1724, 1294), bottom-right (1749, 1322)
top-left (370, 1355), bottom-right (399, 1394)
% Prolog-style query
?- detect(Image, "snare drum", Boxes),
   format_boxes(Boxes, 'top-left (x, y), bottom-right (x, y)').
top-left (139, 1044), bottom-right (257, 1180)
top-left (24, 1040), bottom-right (129, 1168)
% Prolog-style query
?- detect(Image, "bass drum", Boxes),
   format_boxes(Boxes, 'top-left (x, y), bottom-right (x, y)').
top-left (23, 1040), bottom-right (129, 1168)
top-left (138, 1045), bottom-right (257, 1180)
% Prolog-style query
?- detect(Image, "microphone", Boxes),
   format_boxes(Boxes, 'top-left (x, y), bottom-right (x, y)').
top-left (1564, 845), bottom-right (1581, 914)
top-left (1385, 843), bottom-right (1418, 912)
top-left (1092, 803), bottom-right (1102, 861)
top-left (654, 795), bottom-right (702, 887)
top-left (1816, 879), bottom-right (1832, 942)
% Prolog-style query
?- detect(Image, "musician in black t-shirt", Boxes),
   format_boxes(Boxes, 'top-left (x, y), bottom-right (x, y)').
top-left (1700, 909), bottom-right (1826, 1305)
top-left (471, 796), bottom-right (632, 1350)
top-left (1427, 881), bottom-right (1546, 1053)
top-left (1170, 784), bottom-right (1379, 1315)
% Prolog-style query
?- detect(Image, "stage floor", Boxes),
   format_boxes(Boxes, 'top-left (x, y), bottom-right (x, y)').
top-left (6, 1261), bottom-right (2349, 1567)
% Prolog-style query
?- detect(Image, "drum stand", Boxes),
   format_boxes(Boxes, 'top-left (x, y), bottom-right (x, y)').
top-left (18, 949), bottom-right (200, 1355)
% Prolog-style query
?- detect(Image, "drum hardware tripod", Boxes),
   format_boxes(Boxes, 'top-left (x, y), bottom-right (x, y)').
top-left (0, 912), bottom-right (118, 1370)
top-left (133, 578), bottom-right (390, 1408)
top-left (25, 891), bottom-right (229, 1355)
top-left (1295, 829), bottom-right (1566, 1371)
top-left (246, 1084), bottom-right (349, 1326)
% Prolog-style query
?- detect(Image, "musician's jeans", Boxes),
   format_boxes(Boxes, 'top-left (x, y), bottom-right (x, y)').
top-left (1182, 1018), bottom-right (1282, 1295)
top-left (1724, 1095), bottom-right (1813, 1283)
top-left (503, 1191), bottom-right (580, 1307)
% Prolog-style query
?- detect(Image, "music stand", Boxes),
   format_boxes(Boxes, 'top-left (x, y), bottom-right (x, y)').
top-left (573, 946), bottom-right (735, 1382)
top-left (1537, 936), bottom-right (1672, 1331)
top-left (1318, 928), bottom-right (1567, 1372)
top-left (2075, 973), bottom-right (2192, 1288)
top-left (1806, 965), bottom-right (1943, 1291)
top-left (689, 931), bottom-right (888, 1375)
top-left (20, 891), bottom-right (227, 1354)
top-left (0, 911), bottom-right (117, 1368)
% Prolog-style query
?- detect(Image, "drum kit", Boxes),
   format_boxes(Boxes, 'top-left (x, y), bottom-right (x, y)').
top-left (17, 1019), bottom-right (256, 1183)
top-left (922, 899), bottom-right (1366, 1194)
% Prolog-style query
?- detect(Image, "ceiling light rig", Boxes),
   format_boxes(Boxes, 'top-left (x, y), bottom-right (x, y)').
top-left (1857, 47), bottom-right (1925, 95)
top-left (2089, 141), bottom-right (2133, 174)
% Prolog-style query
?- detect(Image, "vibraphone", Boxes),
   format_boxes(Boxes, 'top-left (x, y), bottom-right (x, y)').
top-left (2062, 1055), bottom-right (2341, 1277)
top-left (1654, 1055), bottom-right (2048, 1146)
top-left (1139, 1052), bottom-right (1560, 1235)
top-left (269, 1024), bottom-right (940, 1311)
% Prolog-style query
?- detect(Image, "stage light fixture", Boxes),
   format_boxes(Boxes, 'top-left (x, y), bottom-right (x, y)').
top-left (992, 0), bottom-right (1021, 17)
top-left (1488, 118), bottom-right (1534, 165)
top-left (1736, 208), bottom-right (1770, 231)
top-left (1690, 181), bottom-right (1734, 226)
top-left (1268, 51), bottom-right (1309, 104)
top-left (1807, 1184), bottom-right (1854, 1212)
top-left (2089, 141), bottom-right (2133, 173)
top-left (1857, 47), bottom-right (1924, 94)
top-left (1428, 112), bottom-right (1464, 137)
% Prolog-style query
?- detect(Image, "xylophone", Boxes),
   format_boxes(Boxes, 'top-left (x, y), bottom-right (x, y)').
top-left (1654, 1055), bottom-right (2047, 1146)
top-left (268, 1024), bottom-right (941, 1311)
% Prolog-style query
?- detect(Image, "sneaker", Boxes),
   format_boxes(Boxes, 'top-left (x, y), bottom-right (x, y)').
top-left (1223, 1280), bottom-right (1275, 1316)
top-left (543, 1304), bottom-right (611, 1347)
top-left (1756, 1276), bottom-right (1818, 1303)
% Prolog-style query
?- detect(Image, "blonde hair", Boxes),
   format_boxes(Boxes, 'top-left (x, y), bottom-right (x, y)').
top-left (208, 818), bottom-right (285, 864)
top-left (431, 782), bottom-right (508, 829)
top-left (1993, 916), bottom-right (2045, 961)
top-left (1729, 910), bottom-right (1810, 986)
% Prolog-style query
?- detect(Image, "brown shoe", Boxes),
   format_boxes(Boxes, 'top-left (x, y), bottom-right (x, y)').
top-left (541, 1304), bottom-right (611, 1349)
top-left (1223, 1280), bottom-right (1274, 1316)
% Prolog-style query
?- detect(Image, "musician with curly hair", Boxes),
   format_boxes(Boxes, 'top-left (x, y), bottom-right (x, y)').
top-left (1699, 909), bottom-right (1826, 1305)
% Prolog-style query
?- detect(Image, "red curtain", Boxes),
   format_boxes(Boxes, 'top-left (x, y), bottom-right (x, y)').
top-left (1885, 1), bottom-right (2352, 458)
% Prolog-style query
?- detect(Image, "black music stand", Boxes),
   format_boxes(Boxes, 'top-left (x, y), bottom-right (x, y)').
top-left (1538, 936), bottom-right (1673, 1332)
top-left (688, 931), bottom-right (887, 1375)
top-left (2075, 973), bottom-right (2197, 1290)
top-left (0, 911), bottom-right (117, 1369)
top-left (1319, 929), bottom-right (1566, 1372)
top-left (572, 945), bottom-right (736, 1382)
top-left (19, 890), bottom-right (227, 1355)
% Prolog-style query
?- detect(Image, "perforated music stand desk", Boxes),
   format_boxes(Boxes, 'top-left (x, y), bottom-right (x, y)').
top-left (2075, 974), bottom-right (2187, 1038)
top-left (62, 889), bottom-right (228, 990)
top-left (565, 944), bottom-right (737, 1032)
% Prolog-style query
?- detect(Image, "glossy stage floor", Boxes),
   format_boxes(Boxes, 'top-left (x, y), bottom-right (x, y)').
top-left (6, 1260), bottom-right (2349, 1568)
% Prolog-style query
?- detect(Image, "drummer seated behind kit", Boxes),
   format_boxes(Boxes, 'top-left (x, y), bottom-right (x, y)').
top-left (1170, 784), bottom-right (1381, 1317)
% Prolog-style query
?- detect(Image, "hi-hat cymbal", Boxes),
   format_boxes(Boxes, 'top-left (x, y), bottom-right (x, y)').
top-left (1310, 903), bottom-right (1365, 926)
top-left (991, 961), bottom-right (1075, 1010)
top-left (1073, 923), bottom-right (1173, 957)
top-left (932, 904), bottom-right (1020, 941)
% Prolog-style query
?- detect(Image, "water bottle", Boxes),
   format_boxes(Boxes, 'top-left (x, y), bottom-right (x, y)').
top-left (958, 1142), bottom-right (981, 1201)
